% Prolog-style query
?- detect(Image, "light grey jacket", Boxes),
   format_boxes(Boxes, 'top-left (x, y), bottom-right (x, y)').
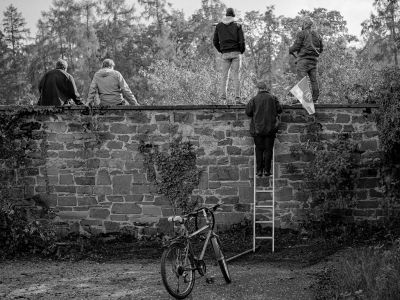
top-left (87, 68), bottom-right (138, 106)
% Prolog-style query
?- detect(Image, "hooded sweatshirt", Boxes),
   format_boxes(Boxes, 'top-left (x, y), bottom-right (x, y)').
top-left (213, 16), bottom-right (245, 54)
top-left (87, 68), bottom-right (138, 106)
top-left (289, 22), bottom-right (323, 61)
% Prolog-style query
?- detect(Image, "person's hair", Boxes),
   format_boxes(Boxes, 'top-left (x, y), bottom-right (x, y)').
top-left (302, 17), bottom-right (314, 29)
top-left (55, 58), bottom-right (68, 70)
top-left (226, 8), bottom-right (235, 17)
top-left (256, 79), bottom-right (270, 91)
top-left (102, 59), bottom-right (115, 68)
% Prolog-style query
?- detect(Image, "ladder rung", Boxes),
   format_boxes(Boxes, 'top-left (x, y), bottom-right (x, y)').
top-left (255, 220), bottom-right (273, 224)
top-left (255, 236), bottom-right (273, 240)
top-left (255, 189), bottom-right (273, 192)
top-left (255, 205), bottom-right (274, 208)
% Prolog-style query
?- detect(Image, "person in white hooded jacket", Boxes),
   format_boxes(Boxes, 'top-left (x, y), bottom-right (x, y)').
top-left (87, 59), bottom-right (139, 106)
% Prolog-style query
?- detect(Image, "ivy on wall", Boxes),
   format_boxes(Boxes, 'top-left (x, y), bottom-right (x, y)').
top-left (290, 122), bottom-right (361, 221)
top-left (139, 137), bottom-right (201, 214)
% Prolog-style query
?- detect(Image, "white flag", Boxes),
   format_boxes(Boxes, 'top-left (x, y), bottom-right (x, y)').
top-left (290, 76), bottom-right (315, 115)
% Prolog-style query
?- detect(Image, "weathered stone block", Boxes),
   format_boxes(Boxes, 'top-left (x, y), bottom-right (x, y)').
top-left (106, 195), bottom-right (124, 202)
top-left (93, 186), bottom-right (113, 195)
top-left (335, 114), bottom-right (351, 123)
top-left (218, 138), bottom-right (233, 146)
top-left (209, 166), bottom-right (239, 181)
top-left (90, 208), bottom-right (110, 219)
top-left (112, 175), bottom-right (132, 194)
top-left (111, 203), bottom-right (141, 214)
top-left (216, 186), bottom-right (238, 196)
top-left (78, 196), bottom-right (97, 206)
top-left (104, 221), bottom-right (120, 232)
top-left (239, 186), bottom-right (253, 203)
top-left (58, 196), bottom-right (77, 206)
top-left (54, 186), bottom-right (76, 193)
top-left (142, 205), bottom-right (162, 216)
top-left (97, 169), bottom-right (111, 185)
top-left (107, 141), bottom-right (123, 149)
top-left (126, 195), bottom-right (145, 202)
top-left (230, 156), bottom-right (249, 165)
top-left (75, 177), bottom-right (95, 186)
top-left (359, 140), bottom-right (378, 152)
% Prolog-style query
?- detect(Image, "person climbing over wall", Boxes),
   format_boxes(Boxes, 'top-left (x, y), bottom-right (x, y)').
top-left (246, 80), bottom-right (282, 177)
top-left (289, 16), bottom-right (323, 103)
top-left (213, 7), bottom-right (246, 105)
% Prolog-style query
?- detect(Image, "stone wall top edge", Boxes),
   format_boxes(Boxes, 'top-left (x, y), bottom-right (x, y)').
top-left (0, 104), bottom-right (379, 112)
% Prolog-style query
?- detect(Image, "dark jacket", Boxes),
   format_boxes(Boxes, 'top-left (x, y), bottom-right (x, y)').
top-left (38, 69), bottom-right (83, 106)
top-left (246, 91), bottom-right (282, 137)
top-left (213, 16), bottom-right (245, 54)
top-left (289, 29), bottom-right (323, 61)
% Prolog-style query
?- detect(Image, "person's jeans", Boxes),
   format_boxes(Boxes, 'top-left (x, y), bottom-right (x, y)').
top-left (253, 135), bottom-right (275, 174)
top-left (296, 58), bottom-right (319, 102)
top-left (220, 51), bottom-right (241, 100)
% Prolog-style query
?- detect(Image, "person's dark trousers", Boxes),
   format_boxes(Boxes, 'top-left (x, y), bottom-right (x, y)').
top-left (296, 58), bottom-right (319, 102)
top-left (254, 135), bottom-right (275, 174)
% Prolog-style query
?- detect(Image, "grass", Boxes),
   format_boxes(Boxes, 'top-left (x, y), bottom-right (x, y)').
top-left (314, 241), bottom-right (400, 300)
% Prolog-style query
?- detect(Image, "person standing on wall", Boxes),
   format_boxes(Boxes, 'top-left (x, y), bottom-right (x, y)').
top-left (246, 80), bottom-right (282, 177)
top-left (289, 17), bottom-right (323, 103)
top-left (87, 59), bottom-right (139, 106)
top-left (38, 58), bottom-right (84, 106)
top-left (213, 7), bottom-right (246, 105)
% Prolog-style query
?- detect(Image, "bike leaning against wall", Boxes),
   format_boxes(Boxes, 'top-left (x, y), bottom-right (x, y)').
top-left (160, 203), bottom-right (231, 299)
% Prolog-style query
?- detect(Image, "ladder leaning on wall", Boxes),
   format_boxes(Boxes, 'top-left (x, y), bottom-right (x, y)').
top-left (252, 144), bottom-right (275, 253)
top-left (226, 145), bottom-right (275, 262)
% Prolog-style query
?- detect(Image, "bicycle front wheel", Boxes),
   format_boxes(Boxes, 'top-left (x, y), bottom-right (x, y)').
top-left (161, 242), bottom-right (195, 299)
top-left (211, 236), bottom-right (231, 283)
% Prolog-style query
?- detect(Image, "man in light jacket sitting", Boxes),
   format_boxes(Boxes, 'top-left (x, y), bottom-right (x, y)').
top-left (87, 59), bottom-right (139, 106)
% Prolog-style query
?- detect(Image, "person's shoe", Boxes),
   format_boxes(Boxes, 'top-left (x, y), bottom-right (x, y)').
top-left (264, 171), bottom-right (272, 177)
top-left (256, 170), bottom-right (263, 177)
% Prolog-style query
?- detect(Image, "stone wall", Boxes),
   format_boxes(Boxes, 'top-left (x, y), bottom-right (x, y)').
top-left (0, 104), bottom-right (381, 235)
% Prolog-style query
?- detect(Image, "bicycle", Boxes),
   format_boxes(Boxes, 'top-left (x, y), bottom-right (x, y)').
top-left (160, 203), bottom-right (231, 299)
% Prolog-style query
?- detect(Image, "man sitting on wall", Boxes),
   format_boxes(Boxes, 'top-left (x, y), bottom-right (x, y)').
top-left (246, 80), bottom-right (282, 177)
top-left (38, 58), bottom-right (84, 106)
top-left (87, 59), bottom-right (139, 106)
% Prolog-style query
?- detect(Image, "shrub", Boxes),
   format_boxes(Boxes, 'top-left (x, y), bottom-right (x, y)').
top-left (316, 243), bottom-right (400, 300)
top-left (0, 193), bottom-right (57, 258)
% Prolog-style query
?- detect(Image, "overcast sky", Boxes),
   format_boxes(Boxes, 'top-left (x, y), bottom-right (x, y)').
top-left (0, 0), bottom-right (374, 37)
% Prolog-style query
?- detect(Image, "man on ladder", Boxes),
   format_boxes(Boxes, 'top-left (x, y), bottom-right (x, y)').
top-left (245, 80), bottom-right (282, 177)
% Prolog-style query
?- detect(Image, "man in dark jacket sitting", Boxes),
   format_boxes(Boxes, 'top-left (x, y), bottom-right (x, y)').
top-left (38, 58), bottom-right (83, 106)
top-left (213, 7), bottom-right (245, 105)
top-left (246, 80), bottom-right (282, 177)
top-left (289, 17), bottom-right (323, 103)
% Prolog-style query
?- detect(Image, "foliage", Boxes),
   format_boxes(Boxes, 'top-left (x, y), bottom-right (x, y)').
top-left (374, 66), bottom-right (400, 219)
top-left (0, 193), bottom-right (57, 258)
top-left (315, 243), bottom-right (400, 300)
top-left (139, 137), bottom-right (201, 214)
top-left (291, 122), bottom-right (360, 224)
top-left (0, 0), bottom-right (392, 105)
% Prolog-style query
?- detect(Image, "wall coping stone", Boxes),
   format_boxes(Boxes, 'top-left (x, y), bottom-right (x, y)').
top-left (0, 104), bottom-right (380, 112)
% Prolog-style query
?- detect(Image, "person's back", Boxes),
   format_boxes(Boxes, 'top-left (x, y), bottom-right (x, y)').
top-left (38, 59), bottom-right (82, 106)
top-left (246, 89), bottom-right (282, 137)
top-left (92, 68), bottom-right (127, 105)
top-left (87, 59), bottom-right (138, 106)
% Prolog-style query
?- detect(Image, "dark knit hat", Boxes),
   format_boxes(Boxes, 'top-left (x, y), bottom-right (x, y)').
top-left (226, 8), bottom-right (235, 17)
top-left (55, 58), bottom-right (68, 70)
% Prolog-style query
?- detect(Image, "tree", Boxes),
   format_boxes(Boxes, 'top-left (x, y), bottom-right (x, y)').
top-left (1, 4), bottom-right (31, 104)
top-left (362, 0), bottom-right (400, 66)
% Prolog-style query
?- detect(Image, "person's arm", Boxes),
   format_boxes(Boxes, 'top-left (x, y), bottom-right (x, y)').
top-left (275, 97), bottom-right (283, 114)
top-left (289, 31), bottom-right (304, 55)
top-left (245, 98), bottom-right (254, 117)
top-left (67, 75), bottom-right (83, 105)
top-left (37, 75), bottom-right (45, 105)
top-left (118, 72), bottom-right (139, 105)
top-left (238, 24), bottom-right (245, 54)
top-left (213, 26), bottom-right (221, 53)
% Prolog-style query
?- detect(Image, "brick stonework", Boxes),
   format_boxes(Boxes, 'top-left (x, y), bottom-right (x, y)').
top-left (0, 105), bottom-right (381, 235)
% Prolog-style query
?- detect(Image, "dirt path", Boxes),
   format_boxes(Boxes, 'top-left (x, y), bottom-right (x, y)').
top-left (0, 258), bottom-right (322, 300)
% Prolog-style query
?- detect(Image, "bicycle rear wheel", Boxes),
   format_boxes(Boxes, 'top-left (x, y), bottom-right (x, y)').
top-left (161, 242), bottom-right (195, 299)
top-left (211, 236), bottom-right (231, 283)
